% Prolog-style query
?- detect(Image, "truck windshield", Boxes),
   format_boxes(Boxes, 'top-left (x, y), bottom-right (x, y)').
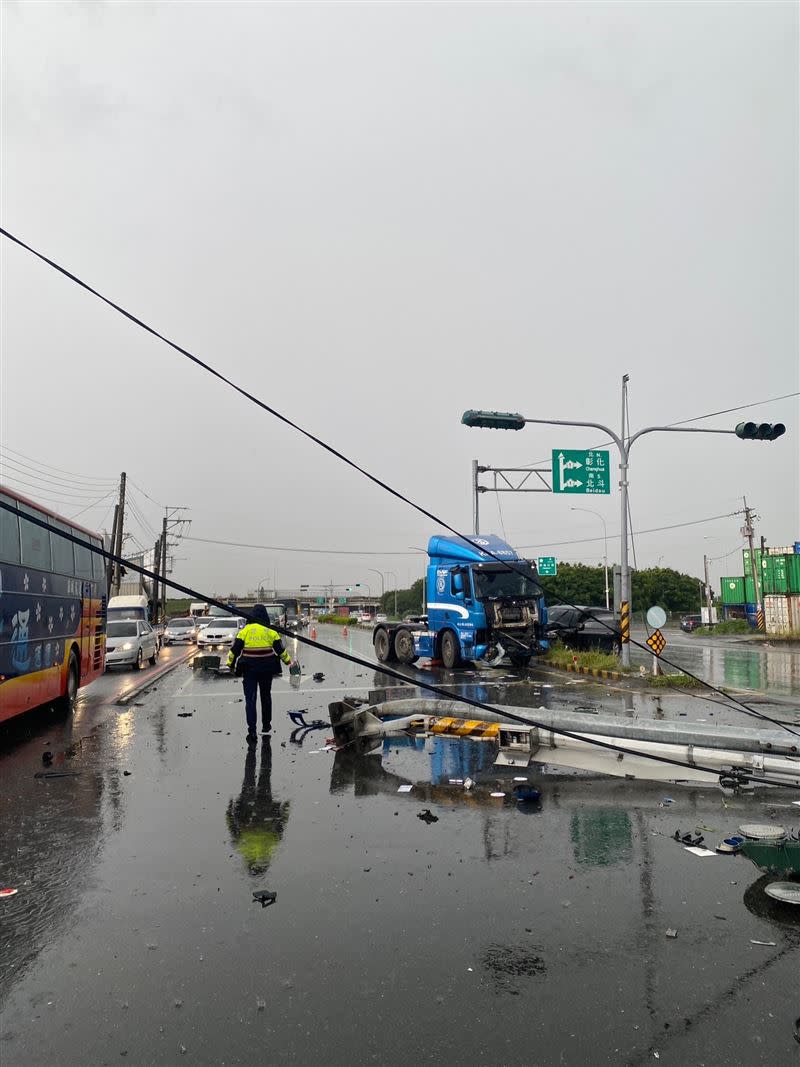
top-left (473, 564), bottom-right (542, 599)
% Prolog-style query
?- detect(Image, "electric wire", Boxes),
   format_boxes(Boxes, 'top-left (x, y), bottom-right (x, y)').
top-left (1, 227), bottom-right (792, 736)
top-left (184, 534), bottom-right (421, 556)
top-left (1, 474), bottom-right (116, 509)
top-left (0, 444), bottom-right (117, 485)
top-left (3, 498), bottom-right (798, 787)
top-left (70, 488), bottom-right (118, 520)
top-left (516, 511), bottom-right (739, 551)
top-left (0, 459), bottom-right (115, 497)
top-left (517, 391), bottom-right (800, 469)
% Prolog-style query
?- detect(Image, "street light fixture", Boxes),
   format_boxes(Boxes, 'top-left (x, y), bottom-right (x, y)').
top-left (570, 507), bottom-right (610, 610)
top-left (462, 380), bottom-right (786, 667)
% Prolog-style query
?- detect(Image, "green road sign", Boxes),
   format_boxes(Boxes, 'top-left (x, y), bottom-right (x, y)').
top-left (537, 556), bottom-right (557, 576)
top-left (552, 449), bottom-right (610, 494)
top-left (338, 597), bottom-right (347, 605)
top-left (315, 597), bottom-right (325, 604)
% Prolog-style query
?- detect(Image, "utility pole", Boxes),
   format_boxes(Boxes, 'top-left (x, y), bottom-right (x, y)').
top-left (106, 503), bottom-right (119, 595)
top-left (473, 459), bottom-right (480, 535)
top-left (742, 496), bottom-right (763, 630)
top-left (151, 537), bottom-right (162, 623)
top-left (160, 517), bottom-right (168, 622)
top-left (703, 554), bottom-right (714, 627)
top-left (112, 472), bottom-right (126, 595)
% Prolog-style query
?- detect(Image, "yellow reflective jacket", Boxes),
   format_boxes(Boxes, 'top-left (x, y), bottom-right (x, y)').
top-left (227, 623), bottom-right (291, 672)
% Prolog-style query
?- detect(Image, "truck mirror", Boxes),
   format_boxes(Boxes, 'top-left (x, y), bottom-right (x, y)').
top-left (452, 571), bottom-right (464, 595)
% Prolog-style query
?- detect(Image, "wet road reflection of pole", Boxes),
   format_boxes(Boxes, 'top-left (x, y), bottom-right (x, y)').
top-left (226, 739), bottom-right (290, 875)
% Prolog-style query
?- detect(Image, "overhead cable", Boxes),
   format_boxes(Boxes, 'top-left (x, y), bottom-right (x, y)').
top-left (0, 227), bottom-right (786, 732)
top-left (3, 499), bottom-right (798, 783)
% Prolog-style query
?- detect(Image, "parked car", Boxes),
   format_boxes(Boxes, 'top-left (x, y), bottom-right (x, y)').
top-left (375, 613), bottom-right (388, 624)
top-left (105, 620), bottom-right (159, 670)
top-left (359, 612), bottom-right (373, 624)
top-left (546, 605), bottom-right (621, 651)
top-left (196, 617), bottom-right (244, 649)
top-left (163, 617), bottom-right (199, 645)
top-left (680, 614), bottom-right (703, 632)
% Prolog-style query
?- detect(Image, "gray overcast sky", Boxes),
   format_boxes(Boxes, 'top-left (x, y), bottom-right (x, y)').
top-left (2, 1), bottom-right (798, 597)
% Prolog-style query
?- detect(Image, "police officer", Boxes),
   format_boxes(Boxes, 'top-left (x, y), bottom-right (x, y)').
top-left (227, 605), bottom-right (295, 741)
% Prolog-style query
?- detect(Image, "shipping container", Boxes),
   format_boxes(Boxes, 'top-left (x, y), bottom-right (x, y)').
top-left (761, 554), bottom-right (789, 595)
top-left (787, 553), bottom-right (800, 594)
top-left (719, 576), bottom-right (745, 605)
top-left (764, 594), bottom-right (800, 635)
top-left (794, 541), bottom-right (800, 555)
top-left (745, 574), bottom-right (757, 603)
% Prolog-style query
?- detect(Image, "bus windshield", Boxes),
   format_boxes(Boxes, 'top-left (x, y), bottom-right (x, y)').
top-left (472, 563), bottom-right (542, 600)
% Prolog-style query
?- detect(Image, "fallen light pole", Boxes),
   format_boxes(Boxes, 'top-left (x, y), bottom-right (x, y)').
top-left (329, 699), bottom-right (800, 789)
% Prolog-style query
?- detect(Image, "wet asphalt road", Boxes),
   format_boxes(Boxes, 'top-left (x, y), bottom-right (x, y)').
top-left (1, 627), bottom-right (799, 1066)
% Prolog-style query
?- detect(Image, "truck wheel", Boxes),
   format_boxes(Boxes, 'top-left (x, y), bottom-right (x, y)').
top-left (56, 650), bottom-right (80, 713)
top-left (440, 629), bottom-right (461, 670)
top-left (394, 628), bottom-right (418, 665)
top-left (374, 627), bottom-right (396, 663)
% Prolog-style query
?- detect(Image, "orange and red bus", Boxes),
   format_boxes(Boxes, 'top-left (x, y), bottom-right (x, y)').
top-left (0, 486), bottom-right (106, 723)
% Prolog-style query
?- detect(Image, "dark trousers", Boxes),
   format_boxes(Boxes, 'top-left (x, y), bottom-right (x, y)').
top-left (242, 670), bottom-right (274, 732)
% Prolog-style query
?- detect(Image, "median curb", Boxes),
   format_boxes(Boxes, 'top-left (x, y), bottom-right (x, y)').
top-left (545, 661), bottom-right (623, 681)
top-left (116, 648), bottom-right (195, 705)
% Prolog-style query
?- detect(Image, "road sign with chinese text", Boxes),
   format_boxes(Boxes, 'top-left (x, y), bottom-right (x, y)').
top-left (537, 557), bottom-right (557, 576)
top-left (552, 449), bottom-right (611, 494)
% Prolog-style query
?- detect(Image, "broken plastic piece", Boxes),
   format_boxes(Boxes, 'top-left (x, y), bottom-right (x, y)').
top-left (397, 784), bottom-right (413, 793)
top-left (490, 791), bottom-right (506, 798)
top-left (665, 929), bottom-right (678, 939)
top-left (177, 712), bottom-right (193, 718)
top-left (0, 888), bottom-right (18, 898)
top-left (684, 846), bottom-right (716, 857)
top-left (749, 939), bottom-right (777, 946)
top-left (313, 672), bottom-right (325, 682)
top-left (417, 809), bottom-right (439, 824)
top-left (252, 889), bottom-right (277, 908)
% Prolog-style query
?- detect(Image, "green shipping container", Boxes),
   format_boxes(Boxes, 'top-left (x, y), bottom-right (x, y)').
top-left (720, 576), bottom-right (745, 604)
top-left (787, 553), bottom-right (800, 594)
top-left (742, 550), bottom-right (791, 594)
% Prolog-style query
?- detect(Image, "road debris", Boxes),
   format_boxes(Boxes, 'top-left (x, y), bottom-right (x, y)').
top-left (397, 784), bottom-right (413, 793)
top-left (749, 939), bottom-right (777, 946)
top-left (1, 888), bottom-right (19, 898)
top-left (665, 929), bottom-right (678, 939)
top-left (253, 889), bottom-right (277, 908)
top-left (177, 712), bottom-right (193, 718)
top-left (34, 770), bottom-right (81, 779)
top-left (417, 809), bottom-right (439, 824)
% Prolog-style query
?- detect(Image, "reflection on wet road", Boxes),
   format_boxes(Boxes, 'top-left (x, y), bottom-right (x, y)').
top-left (1, 626), bottom-right (798, 1065)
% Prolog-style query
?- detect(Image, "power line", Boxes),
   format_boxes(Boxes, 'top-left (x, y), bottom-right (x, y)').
top-left (70, 488), bottom-right (118, 520)
top-left (516, 391), bottom-right (799, 469)
top-left (5, 499), bottom-right (799, 779)
top-left (0, 444), bottom-right (116, 485)
top-left (2, 227), bottom-right (787, 733)
top-left (0, 458), bottom-right (116, 497)
top-left (1, 472), bottom-right (118, 508)
top-left (516, 511), bottom-right (739, 551)
top-left (184, 534), bottom-right (420, 556)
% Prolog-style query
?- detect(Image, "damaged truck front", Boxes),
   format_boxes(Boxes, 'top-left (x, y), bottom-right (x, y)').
top-left (373, 534), bottom-right (548, 670)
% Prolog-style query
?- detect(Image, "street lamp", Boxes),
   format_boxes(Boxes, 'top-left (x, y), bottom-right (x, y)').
top-left (462, 381), bottom-right (786, 668)
top-left (367, 568), bottom-right (385, 612)
top-left (386, 570), bottom-right (398, 618)
top-left (570, 507), bottom-right (609, 610)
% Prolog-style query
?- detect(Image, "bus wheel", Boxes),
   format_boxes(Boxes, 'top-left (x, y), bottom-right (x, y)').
top-left (440, 630), bottom-right (461, 670)
top-left (57, 650), bottom-right (80, 713)
top-left (394, 628), bottom-right (418, 665)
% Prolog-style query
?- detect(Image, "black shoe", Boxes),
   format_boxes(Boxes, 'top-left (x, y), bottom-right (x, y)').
top-left (246, 732), bottom-right (258, 744)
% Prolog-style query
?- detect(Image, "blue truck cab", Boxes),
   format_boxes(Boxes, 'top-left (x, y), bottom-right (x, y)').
top-left (373, 534), bottom-right (548, 670)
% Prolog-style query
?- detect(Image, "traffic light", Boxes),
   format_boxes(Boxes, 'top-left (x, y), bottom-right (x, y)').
top-left (462, 410), bottom-right (526, 430)
top-left (735, 421), bottom-right (786, 441)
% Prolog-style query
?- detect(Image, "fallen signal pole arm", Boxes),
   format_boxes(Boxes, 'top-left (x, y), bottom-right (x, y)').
top-left (3, 498), bottom-right (798, 789)
top-left (329, 700), bottom-right (800, 789)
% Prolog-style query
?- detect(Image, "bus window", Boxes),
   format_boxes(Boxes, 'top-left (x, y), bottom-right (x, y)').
top-left (74, 540), bottom-right (93, 579)
top-left (51, 520), bottom-right (76, 576)
top-left (0, 493), bottom-right (21, 563)
top-left (19, 507), bottom-right (53, 571)
top-left (90, 538), bottom-right (106, 580)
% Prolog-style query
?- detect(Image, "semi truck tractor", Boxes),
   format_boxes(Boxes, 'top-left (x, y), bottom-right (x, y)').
top-left (373, 534), bottom-right (548, 670)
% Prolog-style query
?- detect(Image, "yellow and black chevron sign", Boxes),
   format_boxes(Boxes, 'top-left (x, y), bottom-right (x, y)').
top-left (646, 628), bottom-right (666, 655)
top-left (620, 601), bottom-right (631, 643)
top-left (428, 717), bottom-right (500, 739)
top-left (756, 609), bottom-right (765, 632)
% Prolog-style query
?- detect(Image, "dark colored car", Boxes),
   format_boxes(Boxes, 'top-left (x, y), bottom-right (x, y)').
top-left (546, 605), bottom-right (621, 652)
top-left (680, 614), bottom-right (703, 632)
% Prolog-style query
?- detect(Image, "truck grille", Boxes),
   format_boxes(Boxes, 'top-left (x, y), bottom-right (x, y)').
top-left (501, 607), bottom-right (523, 623)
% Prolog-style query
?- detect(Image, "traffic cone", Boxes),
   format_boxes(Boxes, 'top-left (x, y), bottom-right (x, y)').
top-left (310, 625), bottom-right (317, 640)
top-left (342, 625), bottom-right (348, 637)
